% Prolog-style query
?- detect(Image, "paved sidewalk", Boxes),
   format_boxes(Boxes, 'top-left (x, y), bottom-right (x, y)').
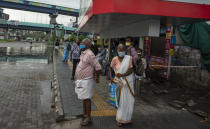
top-left (55, 51), bottom-right (97, 118)
top-left (0, 62), bottom-right (55, 129)
top-left (52, 119), bottom-right (82, 129)
top-left (56, 49), bottom-right (210, 129)
top-left (83, 97), bottom-right (210, 129)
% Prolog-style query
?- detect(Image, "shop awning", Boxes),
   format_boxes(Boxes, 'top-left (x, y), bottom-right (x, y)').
top-left (78, 0), bottom-right (210, 37)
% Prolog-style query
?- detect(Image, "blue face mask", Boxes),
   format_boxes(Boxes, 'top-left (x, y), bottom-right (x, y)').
top-left (118, 51), bottom-right (126, 58)
top-left (80, 44), bottom-right (86, 49)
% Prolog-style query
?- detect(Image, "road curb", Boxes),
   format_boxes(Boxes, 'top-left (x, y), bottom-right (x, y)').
top-left (51, 50), bottom-right (65, 122)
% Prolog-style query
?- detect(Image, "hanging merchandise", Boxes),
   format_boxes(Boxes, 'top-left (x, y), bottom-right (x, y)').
top-left (164, 25), bottom-right (173, 78)
top-left (169, 49), bottom-right (174, 56)
top-left (170, 35), bottom-right (176, 45)
top-left (145, 37), bottom-right (150, 60)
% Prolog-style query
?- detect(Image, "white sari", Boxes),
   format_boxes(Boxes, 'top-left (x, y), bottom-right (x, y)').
top-left (114, 55), bottom-right (135, 123)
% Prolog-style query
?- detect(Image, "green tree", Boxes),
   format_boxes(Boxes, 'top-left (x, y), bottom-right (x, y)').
top-left (69, 33), bottom-right (76, 44)
top-left (50, 29), bottom-right (57, 42)
top-left (79, 34), bottom-right (85, 41)
top-left (59, 27), bottom-right (65, 41)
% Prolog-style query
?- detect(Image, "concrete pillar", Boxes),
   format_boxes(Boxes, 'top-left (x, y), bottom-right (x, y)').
top-left (139, 37), bottom-right (144, 50)
top-left (49, 13), bottom-right (58, 25)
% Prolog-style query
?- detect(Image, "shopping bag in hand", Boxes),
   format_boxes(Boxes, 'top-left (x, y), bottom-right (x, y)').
top-left (109, 83), bottom-right (120, 108)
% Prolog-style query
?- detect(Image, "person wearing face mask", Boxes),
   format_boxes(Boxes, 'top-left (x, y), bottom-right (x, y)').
top-left (110, 43), bottom-right (135, 127)
top-left (125, 37), bottom-right (139, 67)
top-left (75, 38), bottom-right (102, 126)
top-left (70, 38), bottom-right (81, 80)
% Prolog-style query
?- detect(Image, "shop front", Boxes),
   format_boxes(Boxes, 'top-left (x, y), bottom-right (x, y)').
top-left (78, 0), bottom-right (210, 80)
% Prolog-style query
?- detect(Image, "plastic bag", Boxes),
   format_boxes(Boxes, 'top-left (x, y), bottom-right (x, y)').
top-left (109, 83), bottom-right (119, 108)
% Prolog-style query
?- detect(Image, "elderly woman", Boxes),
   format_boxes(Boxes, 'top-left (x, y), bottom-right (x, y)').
top-left (110, 43), bottom-right (135, 127)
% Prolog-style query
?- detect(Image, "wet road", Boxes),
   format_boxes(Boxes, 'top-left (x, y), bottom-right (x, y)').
top-left (0, 42), bottom-right (55, 129)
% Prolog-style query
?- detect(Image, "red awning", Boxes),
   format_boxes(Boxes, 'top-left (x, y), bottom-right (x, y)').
top-left (78, 0), bottom-right (210, 37)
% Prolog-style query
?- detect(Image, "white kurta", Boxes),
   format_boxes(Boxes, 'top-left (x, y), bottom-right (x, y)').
top-left (114, 55), bottom-right (135, 123)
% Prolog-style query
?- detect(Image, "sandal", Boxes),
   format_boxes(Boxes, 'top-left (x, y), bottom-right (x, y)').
top-left (117, 122), bottom-right (122, 127)
top-left (81, 117), bottom-right (91, 126)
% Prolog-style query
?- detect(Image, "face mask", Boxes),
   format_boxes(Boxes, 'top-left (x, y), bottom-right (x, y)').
top-left (118, 51), bottom-right (126, 58)
top-left (80, 44), bottom-right (86, 49)
top-left (126, 42), bottom-right (131, 47)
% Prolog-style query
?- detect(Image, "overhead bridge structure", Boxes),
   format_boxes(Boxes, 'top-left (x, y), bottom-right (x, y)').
top-left (0, 20), bottom-right (76, 33)
top-left (0, 0), bottom-right (79, 17)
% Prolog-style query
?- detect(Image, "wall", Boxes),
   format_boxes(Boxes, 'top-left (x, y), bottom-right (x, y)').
top-left (100, 19), bottom-right (160, 38)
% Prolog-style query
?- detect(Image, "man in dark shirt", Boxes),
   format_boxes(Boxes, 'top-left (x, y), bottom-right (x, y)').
top-left (70, 39), bottom-right (81, 80)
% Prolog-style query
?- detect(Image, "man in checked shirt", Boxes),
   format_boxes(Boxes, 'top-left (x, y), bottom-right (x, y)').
top-left (75, 38), bottom-right (101, 126)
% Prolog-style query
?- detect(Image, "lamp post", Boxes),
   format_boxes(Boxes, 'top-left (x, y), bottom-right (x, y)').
top-left (49, 12), bottom-right (58, 47)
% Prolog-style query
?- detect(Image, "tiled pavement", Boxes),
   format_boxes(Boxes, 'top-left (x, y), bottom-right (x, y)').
top-left (56, 50), bottom-right (210, 129)
top-left (55, 52), bottom-right (97, 118)
top-left (0, 62), bottom-right (55, 129)
top-left (83, 96), bottom-right (210, 129)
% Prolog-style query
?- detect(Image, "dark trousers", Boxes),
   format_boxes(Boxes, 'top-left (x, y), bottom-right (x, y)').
top-left (72, 59), bottom-right (80, 77)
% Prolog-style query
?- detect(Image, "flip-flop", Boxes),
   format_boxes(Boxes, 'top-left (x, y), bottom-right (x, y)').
top-left (117, 122), bottom-right (122, 127)
top-left (81, 117), bottom-right (91, 126)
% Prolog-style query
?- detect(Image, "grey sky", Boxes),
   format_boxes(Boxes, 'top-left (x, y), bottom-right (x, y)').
top-left (3, 0), bottom-right (80, 26)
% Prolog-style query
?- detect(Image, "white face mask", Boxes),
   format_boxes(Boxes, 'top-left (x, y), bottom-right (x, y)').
top-left (118, 51), bottom-right (126, 58)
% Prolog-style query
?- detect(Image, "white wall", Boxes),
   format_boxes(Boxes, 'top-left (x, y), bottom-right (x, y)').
top-left (100, 20), bottom-right (160, 38)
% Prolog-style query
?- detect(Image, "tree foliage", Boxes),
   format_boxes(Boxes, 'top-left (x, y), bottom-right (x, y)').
top-left (79, 34), bottom-right (85, 41)
top-left (59, 27), bottom-right (65, 41)
top-left (50, 29), bottom-right (57, 42)
top-left (69, 33), bottom-right (76, 43)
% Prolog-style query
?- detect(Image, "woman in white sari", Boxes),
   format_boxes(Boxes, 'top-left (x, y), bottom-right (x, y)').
top-left (110, 44), bottom-right (135, 127)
